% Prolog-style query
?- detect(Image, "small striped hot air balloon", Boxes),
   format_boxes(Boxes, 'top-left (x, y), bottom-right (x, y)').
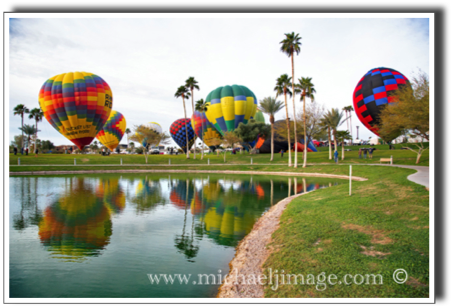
top-left (96, 110), bottom-right (127, 151)
top-left (38, 72), bottom-right (113, 150)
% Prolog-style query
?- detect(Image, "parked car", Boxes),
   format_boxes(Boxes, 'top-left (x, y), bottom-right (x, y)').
top-left (150, 149), bottom-right (160, 155)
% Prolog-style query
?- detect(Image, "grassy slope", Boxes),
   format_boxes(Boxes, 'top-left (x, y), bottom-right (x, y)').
top-left (263, 165), bottom-right (429, 298)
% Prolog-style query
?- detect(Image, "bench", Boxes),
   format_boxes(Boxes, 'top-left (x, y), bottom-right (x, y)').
top-left (380, 157), bottom-right (393, 165)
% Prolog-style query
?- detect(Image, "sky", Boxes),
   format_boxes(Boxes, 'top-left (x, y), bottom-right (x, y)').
top-left (7, 14), bottom-right (430, 148)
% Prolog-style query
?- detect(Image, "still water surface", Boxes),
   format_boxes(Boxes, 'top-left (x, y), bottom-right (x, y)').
top-left (9, 173), bottom-right (342, 298)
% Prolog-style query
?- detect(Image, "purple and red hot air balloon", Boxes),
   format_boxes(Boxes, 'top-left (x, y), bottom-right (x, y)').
top-left (353, 67), bottom-right (409, 137)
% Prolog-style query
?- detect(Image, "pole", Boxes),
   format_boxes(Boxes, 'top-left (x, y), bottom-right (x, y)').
top-left (391, 155), bottom-right (393, 165)
top-left (18, 158), bottom-right (20, 165)
top-left (349, 165), bottom-right (352, 196)
top-left (208, 158), bottom-right (210, 165)
top-left (121, 158), bottom-right (123, 165)
top-left (169, 159), bottom-right (171, 165)
top-left (251, 158), bottom-right (253, 165)
top-left (74, 158), bottom-right (76, 166)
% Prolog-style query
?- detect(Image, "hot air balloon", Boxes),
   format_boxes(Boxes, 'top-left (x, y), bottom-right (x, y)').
top-left (253, 109), bottom-right (265, 123)
top-left (38, 72), bottom-right (113, 150)
top-left (353, 67), bottom-right (410, 138)
top-left (143, 122), bottom-right (162, 147)
top-left (204, 85), bottom-right (257, 134)
top-left (169, 118), bottom-right (197, 153)
top-left (191, 111), bottom-right (222, 148)
top-left (95, 110), bottom-right (126, 151)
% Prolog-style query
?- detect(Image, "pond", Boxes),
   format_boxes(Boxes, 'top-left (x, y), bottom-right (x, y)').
top-left (9, 173), bottom-right (344, 298)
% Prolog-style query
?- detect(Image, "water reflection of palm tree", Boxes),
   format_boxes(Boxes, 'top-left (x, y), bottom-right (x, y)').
top-left (174, 179), bottom-right (199, 261)
top-left (131, 176), bottom-right (166, 213)
top-left (13, 177), bottom-right (43, 231)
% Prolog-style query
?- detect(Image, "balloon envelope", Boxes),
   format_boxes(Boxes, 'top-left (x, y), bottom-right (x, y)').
top-left (191, 111), bottom-right (222, 147)
top-left (353, 67), bottom-right (409, 137)
top-left (169, 118), bottom-right (197, 152)
top-left (96, 110), bottom-right (126, 151)
top-left (39, 72), bottom-right (113, 150)
top-left (204, 85), bottom-right (257, 134)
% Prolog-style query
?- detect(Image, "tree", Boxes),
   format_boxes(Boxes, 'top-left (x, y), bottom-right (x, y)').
top-left (280, 32), bottom-right (302, 168)
top-left (336, 130), bottom-right (352, 161)
top-left (221, 131), bottom-right (242, 162)
top-left (11, 135), bottom-right (25, 150)
top-left (125, 128), bottom-right (131, 143)
top-left (274, 74), bottom-right (293, 166)
top-left (41, 140), bottom-right (55, 151)
top-left (342, 105), bottom-right (354, 145)
top-left (195, 98), bottom-right (208, 160)
top-left (377, 71), bottom-right (429, 164)
top-left (28, 108), bottom-right (44, 153)
top-left (175, 86), bottom-right (191, 159)
top-left (258, 97), bottom-right (285, 161)
top-left (130, 125), bottom-right (170, 163)
top-left (295, 77), bottom-right (316, 167)
top-left (185, 77), bottom-right (200, 160)
top-left (323, 108), bottom-right (344, 157)
top-left (318, 115), bottom-right (333, 160)
top-left (234, 119), bottom-right (271, 153)
top-left (13, 104), bottom-right (30, 150)
top-left (18, 124), bottom-right (38, 151)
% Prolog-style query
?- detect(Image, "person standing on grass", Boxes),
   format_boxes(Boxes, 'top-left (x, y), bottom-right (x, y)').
top-left (280, 149), bottom-right (284, 158)
top-left (363, 148), bottom-right (368, 159)
top-left (25, 148), bottom-right (29, 155)
top-left (14, 147), bottom-right (17, 155)
top-left (35, 148), bottom-right (38, 157)
top-left (369, 147), bottom-right (374, 159)
top-left (358, 147), bottom-right (362, 159)
top-left (334, 150), bottom-right (338, 164)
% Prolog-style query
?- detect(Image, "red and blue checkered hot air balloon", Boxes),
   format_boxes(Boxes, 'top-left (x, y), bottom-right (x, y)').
top-left (170, 118), bottom-right (197, 153)
top-left (38, 72), bottom-right (113, 150)
top-left (353, 67), bottom-right (409, 138)
top-left (96, 110), bottom-right (127, 151)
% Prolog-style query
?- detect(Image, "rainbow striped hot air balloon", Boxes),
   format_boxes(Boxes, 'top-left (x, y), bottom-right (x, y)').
top-left (96, 110), bottom-right (126, 151)
top-left (204, 85), bottom-right (258, 134)
top-left (38, 72), bottom-right (113, 150)
top-left (191, 111), bottom-right (222, 147)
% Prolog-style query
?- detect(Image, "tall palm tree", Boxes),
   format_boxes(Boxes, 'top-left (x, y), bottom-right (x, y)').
top-left (195, 98), bottom-right (207, 160)
top-left (258, 97), bottom-right (285, 162)
top-left (185, 77), bottom-right (200, 159)
top-left (280, 32), bottom-right (302, 168)
top-left (13, 104), bottom-right (30, 150)
top-left (326, 108), bottom-right (344, 154)
top-left (175, 86), bottom-right (191, 159)
top-left (295, 77), bottom-right (316, 168)
top-left (28, 108), bottom-right (44, 153)
top-left (274, 74), bottom-right (293, 166)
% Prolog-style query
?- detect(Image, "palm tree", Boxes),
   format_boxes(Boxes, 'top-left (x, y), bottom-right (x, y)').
top-left (125, 128), bottom-right (131, 143)
top-left (175, 86), bottom-right (191, 159)
top-left (295, 77), bottom-right (316, 168)
top-left (258, 97), bottom-right (285, 162)
top-left (280, 32), bottom-right (302, 168)
top-left (19, 124), bottom-right (38, 151)
top-left (195, 98), bottom-right (207, 160)
top-left (13, 104), bottom-right (30, 150)
top-left (185, 77), bottom-right (200, 159)
top-left (320, 114), bottom-right (333, 160)
top-left (326, 108), bottom-right (345, 155)
top-left (274, 74), bottom-right (293, 166)
top-left (28, 108), bottom-right (44, 153)
top-left (336, 130), bottom-right (352, 161)
top-left (342, 105), bottom-right (354, 145)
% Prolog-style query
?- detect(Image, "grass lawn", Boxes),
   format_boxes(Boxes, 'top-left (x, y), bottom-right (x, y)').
top-left (8, 150), bottom-right (430, 299)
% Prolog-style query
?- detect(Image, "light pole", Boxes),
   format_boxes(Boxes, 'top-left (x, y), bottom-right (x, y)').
top-left (356, 126), bottom-right (359, 140)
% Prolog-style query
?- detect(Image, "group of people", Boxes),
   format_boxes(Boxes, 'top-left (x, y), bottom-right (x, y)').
top-left (13, 146), bottom-right (39, 157)
top-left (358, 147), bottom-right (376, 159)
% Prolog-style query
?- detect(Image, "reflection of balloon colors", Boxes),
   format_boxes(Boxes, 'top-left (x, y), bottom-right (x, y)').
top-left (353, 67), bottom-right (409, 137)
top-left (96, 178), bottom-right (126, 214)
top-left (169, 118), bottom-right (197, 153)
top-left (38, 72), bottom-right (113, 150)
top-left (191, 111), bottom-right (222, 147)
top-left (96, 110), bottom-right (127, 151)
top-left (38, 179), bottom-right (112, 261)
top-left (204, 85), bottom-right (257, 134)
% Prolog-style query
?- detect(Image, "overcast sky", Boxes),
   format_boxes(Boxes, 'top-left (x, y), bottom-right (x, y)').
top-left (7, 14), bottom-right (430, 147)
